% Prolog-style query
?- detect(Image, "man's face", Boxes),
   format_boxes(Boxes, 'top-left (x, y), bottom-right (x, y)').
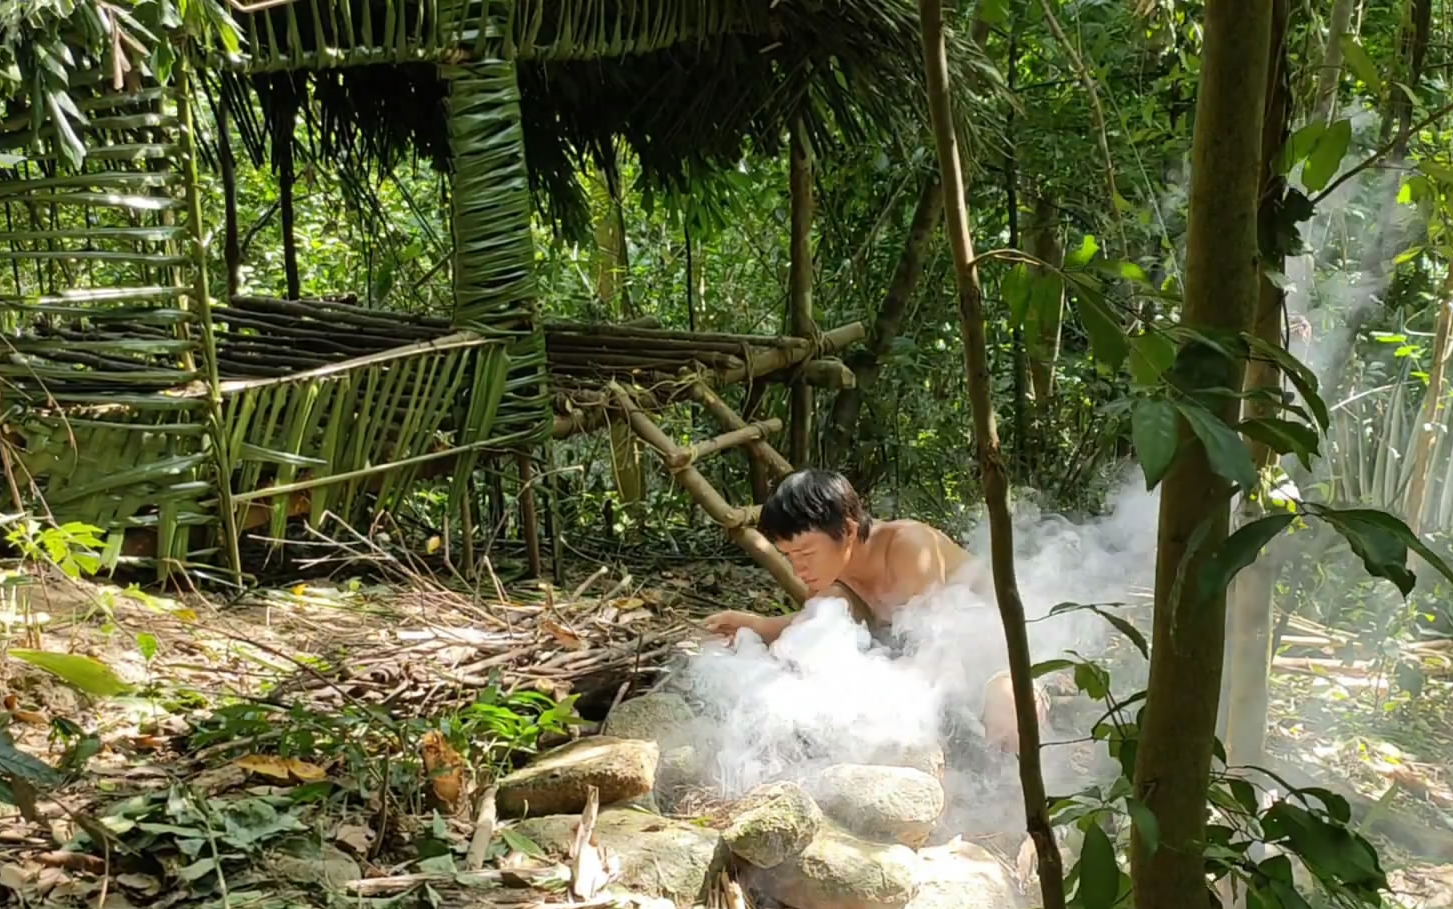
top-left (775, 527), bottom-right (854, 595)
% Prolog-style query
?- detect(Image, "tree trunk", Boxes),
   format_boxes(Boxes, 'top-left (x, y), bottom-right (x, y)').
top-left (278, 124), bottom-right (300, 301)
top-left (591, 162), bottom-right (645, 516)
top-left (1385, 0), bottom-right (1432, 155)
top-left (1131, 1), bottom-right (1271, 906)
top-left (825, 177), bottom-right (943, 457)
top-left (916, 3), bottom-right (1064, 907)
top-left (788, 118), bottom-right (816, 467)
top-left (1025, 193), bottom-right (1065, 404)
top-left (1222, 0), bottom-right (1291, 774)
top-left (1312, 0), bottom-right (1357, 121)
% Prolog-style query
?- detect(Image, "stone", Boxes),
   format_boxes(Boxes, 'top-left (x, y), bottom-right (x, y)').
top-left (602, 692), bottom-right (696, 743)
top-left (496, 737), bottom-right (659, 817)
top-left (762, 822), bottom-right (919, 909)
top-left (511, 809), bottom-right (727, 905)
top-left (863, 741), bottom-right (947, 780)
top-left (655, 744), bottom-right (706, 810)
top-left (721, 782), bottom-right (823, 869)
top-left (906, 840), bottom-right (1026, 909)
top-left (809, 764), bottom-right (946, 847)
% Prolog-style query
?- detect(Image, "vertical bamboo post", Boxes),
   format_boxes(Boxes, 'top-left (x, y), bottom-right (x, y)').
top-left (517, 451), bottom-right (542, 578)
top-left (787, 117), bottom-right (816, 466)
top-left (178, 59), bottom-right (243, 584)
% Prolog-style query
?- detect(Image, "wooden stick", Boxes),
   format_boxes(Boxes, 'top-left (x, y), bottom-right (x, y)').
top-left (546, 321), bottom-right (811, 349)
top-left (611, 383), bottom-right (807, 604)
top-left (691, 381), bottom-right (794, 480)
top-left (668, 419), bottom-right (783, 470)
top-left (465, 785), bottom-right (498, 871)
top-left (517, 452), bottom-right (542, 579)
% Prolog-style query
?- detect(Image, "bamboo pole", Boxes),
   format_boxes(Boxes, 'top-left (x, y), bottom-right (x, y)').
top-left (691, 381), bottom-right (794, 479)
top-left (787, 117), bottom-right (817, 466)
top-left (178, 60), bottom-right (243, 585)
top-left (609, 383), bottom-right (807, 604)
top-left (517, 451), bottom-right (542, 578)
top-left (668, 418), bottom-right (783, 470)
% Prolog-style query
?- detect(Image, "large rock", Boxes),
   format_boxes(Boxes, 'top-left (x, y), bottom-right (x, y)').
top-left (906, 840), bottom-right (1025, 909)
top-left (602, 692), bottom-right (696, 743)
top-left (865, 742), bottom-right (946, 780)
top-left (511, 809), bottom-right (726, 905)
top-left (496, 737), bottom-right (659, 817)
top-left (810, 764), bottom-right (945, 847)
top-left (722, 782), bottom-right (823, 869)
top-left (763, 823), bottom-right (919, 909)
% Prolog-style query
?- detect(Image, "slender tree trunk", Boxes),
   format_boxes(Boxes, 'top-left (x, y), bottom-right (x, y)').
top-left (1313, 0), bottom-right (1357, 121)
top-left (278, 132), bottom-right (300, 300)
top-left (825, 177), bottom-right (943, 456)
top-left (916, 3), bottom-right (1064, 907)
top-left (1384, 0), bottom-right (1432, 154)
top-left (1222, 0), bottom-right (1291, 774)
top-left (1131, 1), bottom-right (1271, 906)
top-left (788, 118), bottom-right (816, 467)
top-left (1025, 193), bottom-right (1065, 404)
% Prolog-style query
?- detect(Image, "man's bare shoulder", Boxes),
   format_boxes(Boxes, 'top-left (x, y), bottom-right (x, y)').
top-left (879, 519), bottom-right (969, 554)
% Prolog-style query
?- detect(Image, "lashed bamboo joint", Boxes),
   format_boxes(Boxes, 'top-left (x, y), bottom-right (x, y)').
top-left (667, 419), bottom-right (783, 472)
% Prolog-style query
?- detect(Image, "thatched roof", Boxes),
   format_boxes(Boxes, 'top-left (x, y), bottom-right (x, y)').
top-left (218, 0), bottom-right (1005, 238)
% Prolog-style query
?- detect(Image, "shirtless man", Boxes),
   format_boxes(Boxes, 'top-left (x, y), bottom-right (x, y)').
top-left (704, 468), bottom-right (987, 643)
top-left (703, 469), bottom-right (1044, 754)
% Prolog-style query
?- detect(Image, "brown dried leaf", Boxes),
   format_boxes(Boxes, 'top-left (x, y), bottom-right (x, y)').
top-left (334, 823), bottom-right (374, 855)
top-left (541, 619), bottom-right (587, 651)
top-left (234, 754), bottom-right (327, 784)
top-left (420, 730), bottom-right (465, 814)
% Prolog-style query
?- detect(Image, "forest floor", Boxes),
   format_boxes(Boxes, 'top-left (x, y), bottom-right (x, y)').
top-left (1, 548), bottom-right (1452, 908)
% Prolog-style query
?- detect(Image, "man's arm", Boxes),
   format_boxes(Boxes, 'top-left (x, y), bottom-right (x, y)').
top-left (714, 581), bottom-right (868, 644)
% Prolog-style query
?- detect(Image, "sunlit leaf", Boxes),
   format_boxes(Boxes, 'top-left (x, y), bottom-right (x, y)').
top-left (1338, 36), bottom-right (1383, 96)
top-left (9, 650), bottom-right (132, 697)
top-left (1302, 119), bottom-right (1352, 193)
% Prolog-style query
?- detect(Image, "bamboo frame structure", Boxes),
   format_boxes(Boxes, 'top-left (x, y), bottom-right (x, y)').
top-left (0, 2), bottom-right (877, 600)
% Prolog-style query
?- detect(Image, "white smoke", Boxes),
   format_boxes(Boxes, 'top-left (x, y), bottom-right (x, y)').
top-left (665, 474), bottom-right (1161, 837)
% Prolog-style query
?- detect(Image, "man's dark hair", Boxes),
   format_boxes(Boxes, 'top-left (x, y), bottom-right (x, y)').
top-left (759, 469), bottom-right (871, 543)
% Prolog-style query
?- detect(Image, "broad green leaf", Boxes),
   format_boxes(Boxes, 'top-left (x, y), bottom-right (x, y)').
top-left (9, 650), bottom-right (132, 697)
top-left (1077, 824), bottom-right (1119, 909)
top-left (1126, 798), bottom-right (1159, 855)
top-left (1032, 658), bottom-right (1076, 678)
top-left (1278, 121), bottom-right (1325, 176)
top-left (1129, 333), bottom-right (1177, 386)
top-left (1302, 119), bottom-right (1352, 193)
top-left (1195, 514), bottom-right (1295, 604)
top-left (1237, 417), bottom-right (1321, 470)
top-left (1132, 398), bottom-right (1179, 490)
top-left (978, 0), bottom-right (1010, 26)
top-left (1313, 506), bottom-right (1453, 594)
top-left (1003, 264), bottom-right (1032, 327)
top-left (1262, 802), bottom-right (1384, 889)
top-left (1338, 36), bottom-right (1383, 96)
top-left (1075, 289), bottom-right (1129, 374)
top-left (1297, 787), bottom-right (1352, 825)
top-left (1177, 403), bottom-right (1258, 492)
top-left (1242, 334), bottom-right (1330, 431)
top-left (0, 733), bottom-right (64, 788)
top-left (1312, 508), bottom-right (1416, 595)
top-left (136, 633), bottom-right (158, 662)
top-left (1073, 662), bottom-right (1111, 701)
top-left (1048, 603), bottom-right (1149, 658)
top-left (500, 828), bottom-right (545, 858)
top-left (1066, 234), bottom-right (1100, 268)
top-left (1417, 159), bottom-right (1453, 185)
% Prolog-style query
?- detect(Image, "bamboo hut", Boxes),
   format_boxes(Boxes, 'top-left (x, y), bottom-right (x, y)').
top-left (0, 1), bottom-right (998, 589)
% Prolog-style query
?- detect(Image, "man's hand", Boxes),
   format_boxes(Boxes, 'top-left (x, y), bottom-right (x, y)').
top-left (703, 610), bottom-right (762, 642)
